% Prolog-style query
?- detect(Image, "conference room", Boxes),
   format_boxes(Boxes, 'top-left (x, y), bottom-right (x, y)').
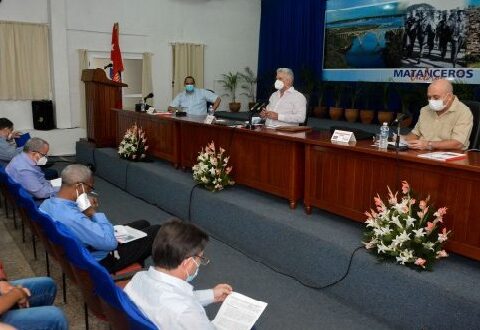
top-left (1, 0), bottom-right (479, 329)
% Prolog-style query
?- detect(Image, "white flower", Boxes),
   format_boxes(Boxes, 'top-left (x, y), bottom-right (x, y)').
top-left (377, 242), bottom-right (391, 254)
top-left (412, 228), bottom-right (426, 238)
top-left (404, 216), bottom-right (416, 228)
top-left (390, 215), bottom-right (403, 229)
top-left (422, 242), bottom-right (435, 251)
top-left (391, 231), bottom-right (410, 247)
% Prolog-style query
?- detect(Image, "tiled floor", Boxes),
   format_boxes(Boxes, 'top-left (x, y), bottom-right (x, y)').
top-left (0, 206), bottom-right (109, 330)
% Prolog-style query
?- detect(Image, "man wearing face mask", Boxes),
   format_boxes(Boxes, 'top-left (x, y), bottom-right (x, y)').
top-left (125, 220), bottom-right (232, 330)
top-left (168, 76), bottom-right (221, 116)
top-left (5, 138), bottom-right (59, 199)
top-left (40, 164), bottom-right (161, 273)
top-left (0, 118), bottom-right (23, 166)
top-left (404, 79), bottom-right (473, 150)
top-left (260, 68), bottom-right (306, 126)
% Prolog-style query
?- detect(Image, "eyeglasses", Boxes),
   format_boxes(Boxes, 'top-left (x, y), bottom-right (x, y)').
top-left (194, 255), bottom-right (210, 266)
top-left (35, 150), bottom-right (47, 157)
top-left (78, 182), bottom-right (97, 195)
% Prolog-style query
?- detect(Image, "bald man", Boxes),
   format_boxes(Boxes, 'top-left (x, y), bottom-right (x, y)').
top-left (404, 79), bottom-right (473, 150)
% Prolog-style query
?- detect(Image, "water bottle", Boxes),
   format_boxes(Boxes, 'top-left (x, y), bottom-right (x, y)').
top-left (379, 122), bottom-right (389, 149)
top-left (208, 105), bottom-right (214, 115)
top-left (139, 99), bottom-right (145, 112)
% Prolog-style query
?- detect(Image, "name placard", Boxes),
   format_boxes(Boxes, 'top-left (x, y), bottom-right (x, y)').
top-left (331, 130), bottom-right (356, 144)
top-left (204, 115), bottom-right (216, 124)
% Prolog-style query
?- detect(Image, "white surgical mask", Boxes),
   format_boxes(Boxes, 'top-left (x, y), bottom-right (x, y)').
top-left (75, 184), bottom-right (92, 211)
top-left (36, 156), bottom-right (48, 166)
top-left (428, 95), bottom-right (449, 112)
top-left (185, 257), bottom-right (200, 282)
top-left (274, 79), bottom-right (284, 90)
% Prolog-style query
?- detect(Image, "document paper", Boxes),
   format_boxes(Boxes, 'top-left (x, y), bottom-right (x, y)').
top-left (114, 225), bottom-right (147, 244)
top-left (212, 292), bottom-right (267, 330)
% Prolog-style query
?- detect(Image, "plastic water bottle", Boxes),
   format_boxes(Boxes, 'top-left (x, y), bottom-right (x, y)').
top-left (379, 122), bottom-right (389, 149)
top-left (139, 99), bottom-right (145, 112)
top-left (208, 105), bottom-right (214, 115)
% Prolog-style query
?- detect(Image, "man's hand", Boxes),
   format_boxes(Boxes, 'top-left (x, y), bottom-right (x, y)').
top-left (259, 109), bottom-right (278, 120)
top-left (11, 131), bottom-right (22, 139)
top-left (213, 283), bottom-right (233, 302)
top-left (0, 281), bottom-right (14, 295)
top-left (407, 139), bottom-right (428, 150)
top-left (15, 287), bottom-right (31, 308)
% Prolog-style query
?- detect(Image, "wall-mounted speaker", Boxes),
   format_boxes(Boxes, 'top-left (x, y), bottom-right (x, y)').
top-left (32, 100), bottom-right (55, 130)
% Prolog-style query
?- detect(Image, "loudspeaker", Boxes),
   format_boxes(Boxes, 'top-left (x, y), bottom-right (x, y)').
top-left (32, 100), bottom-right (55, 130)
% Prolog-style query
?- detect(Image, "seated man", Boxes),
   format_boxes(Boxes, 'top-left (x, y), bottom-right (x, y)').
top-left (168, 76), bottom-right (221, 116)
top-left (260, 68), bottom-right (306, 126)
top-left (0, 261), bottom-right (68, 330)
top-left (40, 164), bottom-right (160, 273)
top-left (6, 137), bottom-right (59, 199)
top-left (125, 219), bottom-right (233, 330)
top-left (0, 118), bottom-right (23, 166)
top-left (404, 79), bottom-right (473, 150)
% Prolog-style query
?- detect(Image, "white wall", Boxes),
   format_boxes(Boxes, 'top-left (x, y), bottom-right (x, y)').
top-left (0, 0), bottom-right (261, 153)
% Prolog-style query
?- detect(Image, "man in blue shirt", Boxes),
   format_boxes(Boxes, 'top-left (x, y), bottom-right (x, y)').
top-left (40, 164), bottom-right (161, 273)
top-left (0, 118), bottom-right (23, 166)
top-left (168, 76), bottom-right (221, 116)
top-left (6, 138), bottom-right (59, 200)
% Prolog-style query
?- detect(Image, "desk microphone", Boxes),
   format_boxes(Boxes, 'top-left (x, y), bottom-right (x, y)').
top-left (392, 113), bottom-right (409, 126)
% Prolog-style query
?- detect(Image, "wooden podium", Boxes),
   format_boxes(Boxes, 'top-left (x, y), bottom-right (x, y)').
top-left (81, 69), bottom-right (128, 147)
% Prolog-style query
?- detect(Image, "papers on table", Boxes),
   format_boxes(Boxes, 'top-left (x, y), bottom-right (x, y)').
top-left (417, 151), bottom-right (467, 162)
top-left (50, 178), bottom-right (62, 187)
top-left (114, 225), bottom-right (147, 244)
top-left (212, 292), bottom-right (267, 330)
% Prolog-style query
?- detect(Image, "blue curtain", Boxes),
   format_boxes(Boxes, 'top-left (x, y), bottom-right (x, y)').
top-left (257, 0), bottom-right (326, 100)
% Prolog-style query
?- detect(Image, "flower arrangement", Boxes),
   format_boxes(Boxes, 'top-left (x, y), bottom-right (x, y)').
top-left (192, 141), bottom-right (234, 192)
top-left (118, 123), bottom-right (148, 161)
top-left (363, 181), bottom-right (450, 270)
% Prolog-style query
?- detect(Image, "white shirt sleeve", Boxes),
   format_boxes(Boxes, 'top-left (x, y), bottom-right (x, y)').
top-left (178, 306), bottom-right (216, 330)
top-left (193, 289), bottom-right (215, 306)
top-left (170, 93), bottom-right (182, 107)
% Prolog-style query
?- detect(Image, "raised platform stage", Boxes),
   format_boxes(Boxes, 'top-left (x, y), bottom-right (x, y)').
top-left (77, 141), bottom-right (480, 329)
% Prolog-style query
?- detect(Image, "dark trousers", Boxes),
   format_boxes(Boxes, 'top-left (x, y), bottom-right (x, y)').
top-left (100, 220), bottom-right (161, 273)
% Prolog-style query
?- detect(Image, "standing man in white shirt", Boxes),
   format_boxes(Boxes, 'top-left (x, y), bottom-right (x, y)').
top-left (168, 76), bottom-right (221, 116)
top-left (124, 220), bottom-right (232, 330)
top-left (260, 68), bottom-right (306, 126)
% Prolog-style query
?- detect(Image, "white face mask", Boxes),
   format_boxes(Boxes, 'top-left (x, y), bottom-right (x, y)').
top-left (36, 156), bottom-right (48, 166)
top-left (76, 184), bottom-right (92, 212)
top-left (274, 79), bottom-right (284, 90)
top-left (429, 95), bottom-right (448, 112)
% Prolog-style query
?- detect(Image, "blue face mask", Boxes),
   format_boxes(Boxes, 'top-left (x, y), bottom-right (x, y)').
top-left (185, 84), bottom-right (194, 93)
top-left (186, 258), bottom-right (199, 282)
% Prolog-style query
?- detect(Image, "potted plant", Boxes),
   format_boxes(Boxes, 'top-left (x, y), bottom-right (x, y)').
top-left (239, 67), bottom-right (257, 110)
top-left (378, 82), bottom-right (395, 124)
top-left (329, 82), bottom-right (344, 120)
top-left (219, 71), bottom-right (241, 112)
top-left (313, 81), bottom-right (328, 118)
top-left (359, 82), bottom-right (375, 124)
top-left (345, 83), bottom-right (362, 122)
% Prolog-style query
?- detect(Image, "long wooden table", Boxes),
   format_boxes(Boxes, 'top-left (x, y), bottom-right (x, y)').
top-left (114, 110), bottom-right (305, 208)
top-left (112, 109), bottom-right (480, 260)
top-left (304, 131), bottom-right (480, 261)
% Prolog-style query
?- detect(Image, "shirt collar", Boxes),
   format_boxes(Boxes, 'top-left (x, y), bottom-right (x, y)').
top-left (50, 196), bottom-right (77, 207)
top-left (147, 266), bottom-right (194, 295)
top-left (277, 86), bottom-right (295, 95)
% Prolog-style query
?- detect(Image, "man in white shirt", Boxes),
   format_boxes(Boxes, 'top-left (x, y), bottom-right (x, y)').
top-left (260, 68), bottom-right (306, 126)
top-left (124, 220), bottom-right (232, 330)
top-left (168, 76), bottom-right (221, 116)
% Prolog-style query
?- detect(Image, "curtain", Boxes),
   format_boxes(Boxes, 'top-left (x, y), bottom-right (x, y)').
top-left (0, 21), bottom-right (51, 100)
top-left (257, 0), bottom-right (325, 100)
top-left (171, 43), bottom-right (204, 97)
top-left (142, 52), bottom-right (153, 105)
top-left (78, 49), bottom-right (89, 128)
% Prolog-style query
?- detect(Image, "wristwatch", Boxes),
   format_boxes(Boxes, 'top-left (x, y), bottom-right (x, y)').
top-left (427, 141), bottom-right (433, 151)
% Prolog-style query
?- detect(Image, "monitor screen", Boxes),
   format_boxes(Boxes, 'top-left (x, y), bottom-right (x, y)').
top-left (322, 0), bottom-right (480, 83)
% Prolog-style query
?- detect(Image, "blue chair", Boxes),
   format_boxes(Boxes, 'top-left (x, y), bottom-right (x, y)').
top-left (54, 221), bottom-right (156, 329)
top-left (0, 167), bottom-right (16, 227)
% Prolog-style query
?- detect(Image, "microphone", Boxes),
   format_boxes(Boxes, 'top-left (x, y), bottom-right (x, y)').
top-left (143, 92), bottom-right (154, 102)
top-left (249, 102), bottom-right (262, 112)
top-left (393, 113), bottom-right (409, 125)
top-left (104, 63), bottom-right (113, 69)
